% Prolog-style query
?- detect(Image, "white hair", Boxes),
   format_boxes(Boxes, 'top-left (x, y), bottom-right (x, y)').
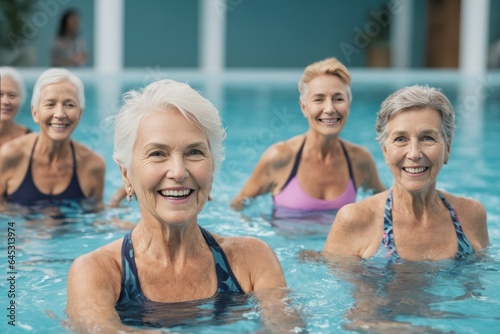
top-left (31, 68), bottom-right (85, 109)
top-left (0, 66), bottom-right (26, 107)
top-left (113, 79), bottom-right (226, 173)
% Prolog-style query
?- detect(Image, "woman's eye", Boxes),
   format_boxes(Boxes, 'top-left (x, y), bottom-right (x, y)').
top-left (422, 136), bottom-right (435, 142)
top-left (394, 137), bottom-right (406, 143)
top-left (149, 151), bottom-right (164, 157)
top-left (188, 149), bottom-right (203, 156)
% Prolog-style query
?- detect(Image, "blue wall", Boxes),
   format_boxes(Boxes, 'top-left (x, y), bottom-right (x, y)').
top-left (5, 0), bottom-right (498, 69)
top-left (226, 0), bottom-right (388, 68)
top-left (124, 0), bottom-right (199, 67)
top-left (24, 0), bottom-right (95, 68)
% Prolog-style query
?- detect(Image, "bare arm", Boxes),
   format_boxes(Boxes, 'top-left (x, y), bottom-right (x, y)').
top-left (77, 146), bottom-right (105, 208)
top-left (0, 141), bottom-right (24, 203)
top-left (323, 203), bottom-right (372, 259)
top-left (231, 145), bottom-right (286, 211)
top-left (65, 252), bottom-right (138, 333)
top-left (455, 196), bottom-right (489, 251)
top-left (108, 187), bottom-right (127, 207)
top-left (351, 145), bottom-right (385, 194)
top-left (244, 238), bottom-right (306, 333)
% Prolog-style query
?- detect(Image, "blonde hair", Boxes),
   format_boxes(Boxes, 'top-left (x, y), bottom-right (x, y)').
top-left (298, 57), bottom-right (352, 103)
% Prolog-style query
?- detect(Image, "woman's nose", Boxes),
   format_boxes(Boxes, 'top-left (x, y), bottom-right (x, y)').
top-left (53, 104), bottom-right (67, 118)
top-left (407, 140), bottom-right (423, 161)
top-left (166, 156), bottom-right (188, 182)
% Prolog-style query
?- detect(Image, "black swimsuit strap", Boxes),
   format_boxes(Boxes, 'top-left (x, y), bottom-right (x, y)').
top-left (339, 141), bottom-right (356, 191)
top-left (280, 137), bottom-right (306, 191)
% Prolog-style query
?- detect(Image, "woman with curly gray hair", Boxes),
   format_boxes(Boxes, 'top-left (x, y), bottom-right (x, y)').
top-left (324, 85), bottom-right (488, 261)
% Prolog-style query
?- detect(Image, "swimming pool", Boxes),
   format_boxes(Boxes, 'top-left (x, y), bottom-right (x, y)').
top-left (2, 70), bottom-right (500, 333)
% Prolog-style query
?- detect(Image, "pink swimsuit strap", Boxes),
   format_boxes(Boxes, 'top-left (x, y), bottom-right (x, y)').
top-left (273, 138), bottom-right (357, 211)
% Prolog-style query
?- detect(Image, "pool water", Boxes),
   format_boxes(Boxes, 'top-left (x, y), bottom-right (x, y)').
top-left (1, 71), bottom-right (500, 333)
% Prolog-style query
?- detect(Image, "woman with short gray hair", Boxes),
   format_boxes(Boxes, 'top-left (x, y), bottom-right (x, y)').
top-left (67, 79), bottom-right (303, 333)
top-left (324, 85), bottom-right (488, 261)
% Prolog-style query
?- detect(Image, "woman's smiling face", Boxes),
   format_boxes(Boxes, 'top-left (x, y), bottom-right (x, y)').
top-left (382, 107), bottom-right (450, 193)
top-left (32, 80), bottom-right (82, 140)
top-left (123, 107), bottom-right (214, 225)
top-left (1, 76), bottom-right (22, 122)
top-left (300, 74), bottom-right (350, 137)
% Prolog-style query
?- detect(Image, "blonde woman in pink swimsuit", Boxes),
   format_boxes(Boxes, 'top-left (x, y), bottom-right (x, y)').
top-left (231, 58), bottom-right (385, 212)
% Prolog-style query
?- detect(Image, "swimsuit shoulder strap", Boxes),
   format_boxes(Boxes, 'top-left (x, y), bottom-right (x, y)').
top-left (382, 189), bottom-right (398, 257)
top-left (117, 231), bottom-right (143, 303)
top-left (199, 226), bottom-right (244, 293)
top-left (339, 140), bottom-right (356, 191)
top-left (436, 191), bottom-right (474, 256)
top-left (279, 136), bottom-right (306, 191)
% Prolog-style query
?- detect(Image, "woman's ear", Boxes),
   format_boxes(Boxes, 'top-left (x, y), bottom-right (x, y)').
top-left (299, 99), bottom-right (307, 118)
top-left (120, 166), bottom-right (131, 188)
top-left (382, 144), bottom-right (389, 165)
top-left (444, 143), bottom-right (451, 164)
top-left (31, 105), bottom-right (39, 124)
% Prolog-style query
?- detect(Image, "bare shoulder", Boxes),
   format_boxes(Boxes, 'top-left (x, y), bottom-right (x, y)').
top-left (439, 191), bottom-right (489, 249)
top-left (0, 133), bottom-right (36, 162)
top-left (334, 192), bottom-right (386, 231)
top-left (263, 134), bottom-right (305, 169)
top-left (325, 191), bottom-right (388, 257)
top-left (213, 233), bottom-right (275, 258)
top-left (0, 134), bottom-right (36, 174)
top-left (74, 238), bottom-right (123, 266)
top-left (70, 238), bottom-right (122, 279)
top-left (73, 141), bottom-right (105, 173)
top-left (341, 139), bottom-right (377, 163)
top-left (439, 191), bottom-right (486, 222)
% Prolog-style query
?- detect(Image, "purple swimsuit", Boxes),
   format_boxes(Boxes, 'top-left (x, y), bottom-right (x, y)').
top-left (273, 138), bottom-right (357, 211)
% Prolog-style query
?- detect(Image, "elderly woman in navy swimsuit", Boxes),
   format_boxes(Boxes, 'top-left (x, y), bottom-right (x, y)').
top-left (231, 58), bottom-right (385, 212)
top-left (0, 68), bottom-right (104, 207)
top-left (66, 80), bottom-right (302, 332)
top-left (324, 85), bottom-right (489, 261)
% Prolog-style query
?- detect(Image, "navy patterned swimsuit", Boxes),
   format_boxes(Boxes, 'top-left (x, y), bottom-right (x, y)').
top-left (116, 225), bottom-right (243, 307)
top-left (377, 190), bottom-right (474, 258)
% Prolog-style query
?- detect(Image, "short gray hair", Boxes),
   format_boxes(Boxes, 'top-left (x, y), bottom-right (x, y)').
top-left (31, 68), bottom-right (85, 109)
top-left (375, 85), bottom-right (455, 146)
top-left (0, 66), bottom-right (26, 107)
top-left (113, 79), bottom-right (226, 173)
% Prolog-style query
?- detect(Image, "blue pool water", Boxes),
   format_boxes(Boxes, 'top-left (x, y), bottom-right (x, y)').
top-left (1, 71), bottom-right (500, 333)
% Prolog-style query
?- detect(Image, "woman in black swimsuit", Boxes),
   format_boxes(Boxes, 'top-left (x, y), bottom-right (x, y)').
top-left (0, 68), bottom-right (105, 207)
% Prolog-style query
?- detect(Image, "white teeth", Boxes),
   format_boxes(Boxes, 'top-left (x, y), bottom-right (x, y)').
top-left (320, 118), bottom-right (339, 123)
top-left (404, 167), bottom-right (427, 174)
top-left (160, 189), bottom-right (191, 197)
top-left (50, 124), bottom-right (67, 128)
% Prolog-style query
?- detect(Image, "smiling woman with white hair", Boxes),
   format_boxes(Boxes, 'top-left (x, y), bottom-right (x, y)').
top-left (0, 66), bottom-right (31, 147)
top-left (0, 68), bottom-right (104, 207)
top-left (66, 79), bottom-right (302, 332)
top-left (324, 85), bottom-right (489, 261)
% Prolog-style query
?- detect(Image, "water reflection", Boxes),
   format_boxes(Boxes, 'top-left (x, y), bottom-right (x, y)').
top-left (325, 254), bottom-right (500, 333)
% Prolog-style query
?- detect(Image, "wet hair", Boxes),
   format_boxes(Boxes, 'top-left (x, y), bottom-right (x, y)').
top-left (375, 85), bottom-right (455, 146)
top-left (58, 9), bottom-right (79, 37)
top-left (31, 68), bottom-right (85, 109)
top-left (113, 79), bottom-right (226, 173)
top-left (0, 66), bottom-right (26, 107)
top-left (298, 57), bottom-right (352, 103)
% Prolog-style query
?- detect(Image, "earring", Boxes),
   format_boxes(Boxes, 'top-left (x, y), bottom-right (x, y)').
top-left (127, 187), bottom-right (133, 202)
top-left (208, 195), bottom-right (212, 201)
